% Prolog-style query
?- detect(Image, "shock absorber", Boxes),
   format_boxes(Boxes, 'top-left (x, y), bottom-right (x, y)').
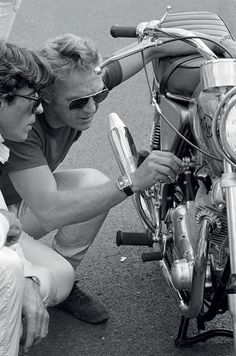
top-left (150, 110), bottom-right (161, 151)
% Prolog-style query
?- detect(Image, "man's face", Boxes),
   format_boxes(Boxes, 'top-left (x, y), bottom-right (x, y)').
top-left (0, 86), bottom-right (42, 142)
top-left (44, 68), bottom-right (105, 130)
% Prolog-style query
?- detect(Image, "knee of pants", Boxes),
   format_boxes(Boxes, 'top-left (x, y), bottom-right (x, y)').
top-left (35, 261), bottom-right (75, 306)
top-left (0, 247), bottom-right (24, 297)
top-left (34, 266), bottom-right (57, 307)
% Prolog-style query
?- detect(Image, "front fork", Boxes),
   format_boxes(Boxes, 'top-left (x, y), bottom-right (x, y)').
top-left (221, 161), bottom-right (236, 354)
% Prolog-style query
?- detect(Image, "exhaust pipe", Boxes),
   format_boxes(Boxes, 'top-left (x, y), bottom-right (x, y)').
top-left (108, 113), bottom-right (138, 175)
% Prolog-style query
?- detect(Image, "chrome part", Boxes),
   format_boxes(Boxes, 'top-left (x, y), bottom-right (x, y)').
top-left (201, 59), bottom-right (236, 93)
top-left (196, 209), bottom-right (222, 234)
top-left (162, 218), bottom-right (213, 318)
top-left (220, 94), bottom-right (236, 163)
top-left (108, 113), bottom-right (138, 175)
top-left (170, 205), bottom-right (195, 262)
top-left (109, 113), bottom-right (161, 234)
top-left (94, 37), bottom-right (160, 74)
top-left (228, 293), bottom-right (236, 355)
top-left (221, 163), bottom-right (236, 276)
top-left (171, 259), bottom-right (193, 291)
top-left (178, 218), bottom-right (212, 317)
top-left (211, 87), bottom-right (236, 167)
top-left (150, 120), bottom-right (161, 150)
top-left (222, 162), bottom-right (236, 353)
top-left (210, 178), bottom-right (225, 208)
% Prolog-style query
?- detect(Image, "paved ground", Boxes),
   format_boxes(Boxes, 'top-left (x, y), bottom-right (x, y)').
top-left (9, 1), bottom-right (236, 355)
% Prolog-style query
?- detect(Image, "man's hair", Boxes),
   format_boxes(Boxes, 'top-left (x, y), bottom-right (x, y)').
top-left (39, 33), bottom-right (102, 80)
top-left (0, 41), bottom-right (54, 100)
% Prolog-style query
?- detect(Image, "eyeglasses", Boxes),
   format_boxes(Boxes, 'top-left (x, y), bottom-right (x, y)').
top-left (69, 86), bottom-right (109, 110)
top-left (12, 93), bottom-right (42, 112)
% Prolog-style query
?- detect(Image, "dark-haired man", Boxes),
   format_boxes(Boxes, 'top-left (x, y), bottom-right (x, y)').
top-left (0, 40), bottom-right (75, 355)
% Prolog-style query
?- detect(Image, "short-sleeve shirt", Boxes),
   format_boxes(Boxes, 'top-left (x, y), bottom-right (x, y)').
top-left (1, 61), bottom-right (123, 205)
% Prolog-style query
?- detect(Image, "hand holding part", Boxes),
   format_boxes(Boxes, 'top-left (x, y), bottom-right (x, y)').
top-left (130, 150), bottom-right (184, 191)
top-left (0, 209), bottom-right (22, 247)
top-left (22, 277), bottom-right (49, 353)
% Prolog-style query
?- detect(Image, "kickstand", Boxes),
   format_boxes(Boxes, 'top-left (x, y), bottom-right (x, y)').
top-left (175, 316), bottom-right (233, 348)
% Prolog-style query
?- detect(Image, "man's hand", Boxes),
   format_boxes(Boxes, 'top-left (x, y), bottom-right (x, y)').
top-left (130, 150), bottom-right (184, 192)
top-left (0, 209), bottom-right (22, 246)
top-left (21, 277), bottom-right (49, 353)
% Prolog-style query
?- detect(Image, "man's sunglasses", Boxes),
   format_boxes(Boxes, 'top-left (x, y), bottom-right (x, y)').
top-left (69, 86), bottom-right (109, 110)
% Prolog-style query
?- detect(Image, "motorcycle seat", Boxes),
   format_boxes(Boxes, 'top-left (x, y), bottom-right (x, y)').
top-left (153, 11), bottom-right (233, 99)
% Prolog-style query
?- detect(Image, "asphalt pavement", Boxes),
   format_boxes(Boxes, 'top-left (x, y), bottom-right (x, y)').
top-left (9, 1), bottom-right (236, 355)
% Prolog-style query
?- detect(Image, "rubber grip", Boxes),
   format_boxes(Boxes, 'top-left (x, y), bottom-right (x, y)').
top-left (142, 252), bottom-right (163, 262)
top-left (116, 230), bottom-right (153, 247)
top-left (110, 25), bottom-right (137, 38)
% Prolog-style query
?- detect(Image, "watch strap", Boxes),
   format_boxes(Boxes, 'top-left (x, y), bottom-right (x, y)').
top-left (116, 174), bottom-right (134, 196)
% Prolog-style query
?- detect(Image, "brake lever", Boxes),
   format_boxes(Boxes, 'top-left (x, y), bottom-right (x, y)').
top-left (94, 37), bottom-right (161, 74)
top-left (138, 5), bottom-right (171, 38)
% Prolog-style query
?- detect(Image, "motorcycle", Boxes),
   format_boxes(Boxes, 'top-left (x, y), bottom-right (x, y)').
top-left (96, 7), bottom-right (236, 354)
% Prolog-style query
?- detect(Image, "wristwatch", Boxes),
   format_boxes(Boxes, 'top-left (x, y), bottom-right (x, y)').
top-left (116, 174), bottom-right (134, 196)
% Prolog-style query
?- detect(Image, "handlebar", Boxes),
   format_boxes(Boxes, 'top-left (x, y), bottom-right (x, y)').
top-left (94, 24), bottom-right (217, 75)
top-left (110, 25), bottom-right (137, 38)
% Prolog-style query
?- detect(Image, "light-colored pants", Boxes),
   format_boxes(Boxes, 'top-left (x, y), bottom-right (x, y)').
top-left (0, 0), bottom-right (21, 40)
top-left (10, 169), bottom-right (109, 270)
top-left (0, 241), bottom-right (75, 356)
top-left (0, 247), bottom-right (24, 356)
top-left (0, 2), bottom-right (23, 355)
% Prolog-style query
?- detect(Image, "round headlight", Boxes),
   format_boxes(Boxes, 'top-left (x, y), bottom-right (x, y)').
top-left (220, 99), bottom-right (236, 163)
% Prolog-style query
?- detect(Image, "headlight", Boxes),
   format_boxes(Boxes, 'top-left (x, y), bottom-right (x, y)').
top-left (220, 98), bottom-right (236, 164)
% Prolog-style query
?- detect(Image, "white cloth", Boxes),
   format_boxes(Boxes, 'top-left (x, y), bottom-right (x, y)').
top-left (0, 247), bottom-right (24, 356)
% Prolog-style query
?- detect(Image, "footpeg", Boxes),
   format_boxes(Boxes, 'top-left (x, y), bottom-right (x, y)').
top-left (116, 230), bottom-right (153, 247)
top-left (142, 252), bottom-right (163, 262)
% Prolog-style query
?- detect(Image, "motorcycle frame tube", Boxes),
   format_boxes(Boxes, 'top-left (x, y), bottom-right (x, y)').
top-left (221, 162), bottom-right (236, 276)
top-left (161, 218), bottom-right (211, 319)
top-left (221, 161), bottom-right (236, 355)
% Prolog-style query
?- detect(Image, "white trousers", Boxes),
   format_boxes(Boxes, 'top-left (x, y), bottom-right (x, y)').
top-left (0, 247), bottom-right (24, 356)
top-left (0, 240), bottom-right (75, 356)
top-left (0, 2), bottom-right (23, 355)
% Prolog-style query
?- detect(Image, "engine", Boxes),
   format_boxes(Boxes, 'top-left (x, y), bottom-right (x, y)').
top-left (168, 179), bottom-right (228, 292)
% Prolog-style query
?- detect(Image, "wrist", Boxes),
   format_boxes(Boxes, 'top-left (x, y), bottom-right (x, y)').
top-left (25, 276), bottom-right (40, 289)
top-left (116, 174), bottom-right (134, 197)
top-left (129, 172), bottom-right (141, 193)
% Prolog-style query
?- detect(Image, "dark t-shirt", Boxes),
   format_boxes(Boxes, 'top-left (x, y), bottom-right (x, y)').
top-left (1, 61), bottom-right (122, 205)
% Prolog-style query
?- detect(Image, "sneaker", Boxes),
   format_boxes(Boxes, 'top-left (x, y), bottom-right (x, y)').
top-left (57, 282), bottom-right (109, 324)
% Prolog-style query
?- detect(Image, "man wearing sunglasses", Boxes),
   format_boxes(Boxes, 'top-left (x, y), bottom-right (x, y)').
top-left (1, 33), bottom-right (184, 325)
top-left (0, 40), bottom-right (74, 355)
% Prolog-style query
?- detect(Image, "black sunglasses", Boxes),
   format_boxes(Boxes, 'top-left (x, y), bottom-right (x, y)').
top-left (12, 93), bottom-right (42, 112)
top-left (69, 86), bottom-right (109, 110)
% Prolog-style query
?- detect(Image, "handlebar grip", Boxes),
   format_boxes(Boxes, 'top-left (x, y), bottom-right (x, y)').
top-left (110, 25), bottom-right (137, 38)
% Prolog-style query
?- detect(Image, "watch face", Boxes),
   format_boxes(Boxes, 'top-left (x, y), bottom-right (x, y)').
top-left (116, 175), bottom-right (134, 196)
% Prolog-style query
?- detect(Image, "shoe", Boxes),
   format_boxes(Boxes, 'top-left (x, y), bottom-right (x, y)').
top-left (57, 282), bottom-right (109, 324)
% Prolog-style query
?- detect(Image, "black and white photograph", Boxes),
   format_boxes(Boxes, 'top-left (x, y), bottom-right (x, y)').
top-left (0, 1), bottom-right (236, 355)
